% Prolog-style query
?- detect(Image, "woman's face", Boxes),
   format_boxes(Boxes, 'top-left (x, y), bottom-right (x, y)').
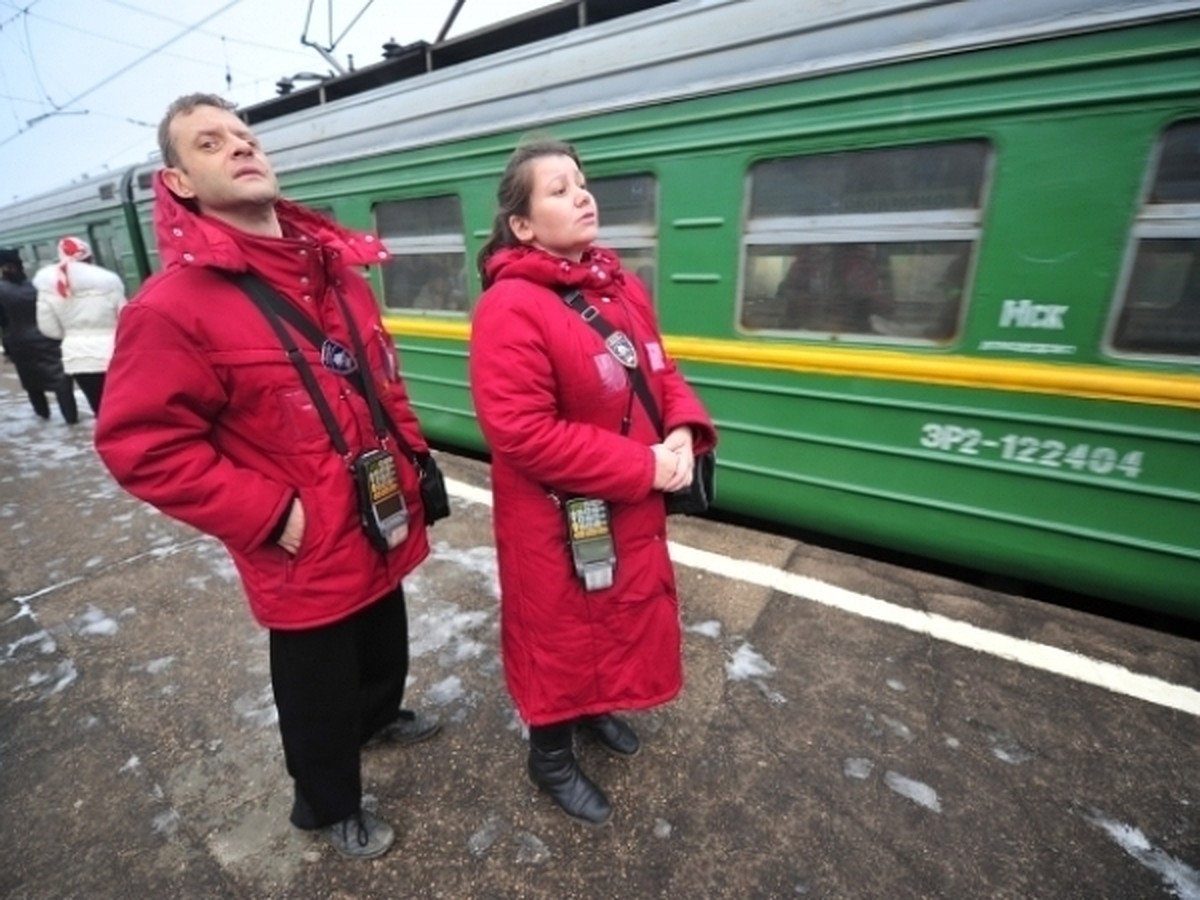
top-left (509, 154), bottom-right (598, 262)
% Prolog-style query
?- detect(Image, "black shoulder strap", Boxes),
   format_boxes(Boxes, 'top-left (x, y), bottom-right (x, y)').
top-left (231, 272), bottom-right (351, 458)
top-left (558, 288), bottom-right (665, 436)
top-left (229, 272), bottom-right (421, 465)
top-left (241, 274), bottom-right (327, 348)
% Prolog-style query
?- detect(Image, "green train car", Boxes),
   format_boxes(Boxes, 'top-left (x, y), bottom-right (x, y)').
top-left (2, 0), bottom-right (1197, 619)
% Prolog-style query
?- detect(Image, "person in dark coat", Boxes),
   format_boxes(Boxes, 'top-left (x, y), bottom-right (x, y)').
top-left (469, 138), bottom-right (717, 826)
top-left (0, 248), bottom-right (78, 423)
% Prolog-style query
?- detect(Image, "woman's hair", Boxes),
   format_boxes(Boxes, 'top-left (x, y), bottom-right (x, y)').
top-left (477, 136), bottom-right (583, 287)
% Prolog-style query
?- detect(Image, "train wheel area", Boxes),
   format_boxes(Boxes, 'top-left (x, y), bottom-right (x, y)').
top-left (1, 363), bottom-right (1197, 899)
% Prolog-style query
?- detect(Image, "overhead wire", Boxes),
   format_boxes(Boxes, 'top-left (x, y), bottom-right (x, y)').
top-left (96, 0), bottom-right (316, 57)
top-left (0, 0), bottom-right (246, 149)
top-left (11, 0), bottom-right (316, 118)
top-left (0, 0), bottom-right (41, 31)
top-left (21, 4), bottom-right (284, 74)
top-left (0, 1), bottom-right (42, 131)
top-left (18, 1), bottom-right (58, 111)
top-left (47, 0), bottom-right (246, 108)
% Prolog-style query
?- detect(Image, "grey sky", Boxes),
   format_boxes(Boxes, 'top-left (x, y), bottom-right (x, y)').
top-left (0, 0), bottom-right (546, 205)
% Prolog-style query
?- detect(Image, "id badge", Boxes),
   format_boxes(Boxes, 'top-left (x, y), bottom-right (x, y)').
top-left (354, 449), bottom-right (409, 551)
top-left (564, 497), bottom-right (615, 591)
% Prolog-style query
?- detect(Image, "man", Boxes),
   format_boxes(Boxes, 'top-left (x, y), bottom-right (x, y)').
top-left (0, 247), bottom-right (78, 424)
top-left (95, 94), bottom-right (441, 860)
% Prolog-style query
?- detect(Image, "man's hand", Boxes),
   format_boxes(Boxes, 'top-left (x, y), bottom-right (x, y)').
top-left (277, 498), bottom-right (306, 555)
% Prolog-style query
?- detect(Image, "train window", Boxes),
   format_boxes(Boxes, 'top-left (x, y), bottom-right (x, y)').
top-left (1109, 120), bottom-right (1200, 359)
top-left (33, 241), bottom-right (56, 269)
top-left (589, 174), bottom-right (657, 302)
top-left (373, 196), bottom-right (468, 314)
top-left (740, 141), bottom-right (989, 342)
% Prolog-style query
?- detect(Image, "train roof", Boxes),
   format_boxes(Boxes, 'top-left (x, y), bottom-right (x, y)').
top-left (0, 166), bottom-right (136, 234)
top-left (214, 0), bottom-right (1200, 187)
top-left (7, 0), bottom-right (1198, 222)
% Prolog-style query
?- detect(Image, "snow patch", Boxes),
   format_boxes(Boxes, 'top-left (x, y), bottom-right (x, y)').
top-left (1086, 812), bottom-right (1200, 900)
top-left (687, 620), bottom-right (722, 639)
top-left (843, 757), bottom-right (874, 780)
top-left (884, 771), bottom-right (941, 812)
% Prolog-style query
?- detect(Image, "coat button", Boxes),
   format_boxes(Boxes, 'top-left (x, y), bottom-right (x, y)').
top-left (172, 227), bottom-right (184, 237)
top-left (182, 252), bottom-right (194, 263)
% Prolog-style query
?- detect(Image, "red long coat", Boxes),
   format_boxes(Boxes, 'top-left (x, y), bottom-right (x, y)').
top-left (469, 246), bottom-right (716, 725)
top-left (95, 174), bottom-right (431, 630)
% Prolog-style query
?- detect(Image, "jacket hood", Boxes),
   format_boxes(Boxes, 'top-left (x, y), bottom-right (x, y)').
top-left (485, 244), bottom-right (626, 294)
top-left (151, 170), bottom-right (390, 273)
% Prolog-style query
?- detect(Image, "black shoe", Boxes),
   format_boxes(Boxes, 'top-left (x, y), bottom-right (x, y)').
top-left (578, 714), bottom-right (640, 757)
top-left (365, 710), bottom-right (442, 748)
top-left (528, 723), bottom-right (612, 826)
top-left (320, 809), bottom-right (395, 859)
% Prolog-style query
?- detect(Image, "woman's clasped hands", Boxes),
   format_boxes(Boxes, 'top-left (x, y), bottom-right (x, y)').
top-left (651, 426), bottom-right (695, 493)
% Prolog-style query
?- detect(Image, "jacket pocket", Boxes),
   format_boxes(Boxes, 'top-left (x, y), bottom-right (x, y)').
top-left (276, 386), bottom-right (331, 446)
top-left (609, 531), bottom-right (675, 604)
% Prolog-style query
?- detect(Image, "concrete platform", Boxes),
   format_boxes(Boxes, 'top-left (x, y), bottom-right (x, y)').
top-left (1, 361), bottom-right (1197, 899)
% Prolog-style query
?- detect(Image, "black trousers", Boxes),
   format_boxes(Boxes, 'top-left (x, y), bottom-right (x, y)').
top-left (25, 377), bottom-right (77, 423)
top-left (73, 372), bottom-right (105, 415)
top-left (270, 584), bottom-right (410, 829)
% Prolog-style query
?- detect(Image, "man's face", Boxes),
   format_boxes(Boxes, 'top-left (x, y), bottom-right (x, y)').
top-left (162, 105), bottom-right (280, 218)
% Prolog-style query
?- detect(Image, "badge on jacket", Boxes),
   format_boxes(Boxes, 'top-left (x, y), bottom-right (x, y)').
top-left (605, 331), bottom-right (638, 369)
top-left (321, 339), bottom-right (358, 374)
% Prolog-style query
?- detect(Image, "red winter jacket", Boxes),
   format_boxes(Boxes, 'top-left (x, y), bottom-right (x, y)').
top-left (469, 246), bottom-right (716, 725)
top-left (95, 174), bottom-right (431, 630)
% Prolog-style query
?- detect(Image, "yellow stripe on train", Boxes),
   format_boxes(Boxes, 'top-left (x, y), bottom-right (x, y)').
top-left (382, 315), bottom-right (1200, 410)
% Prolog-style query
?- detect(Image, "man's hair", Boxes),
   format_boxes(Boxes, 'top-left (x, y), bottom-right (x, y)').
top-left (157, 93), bottom-right (238, 168)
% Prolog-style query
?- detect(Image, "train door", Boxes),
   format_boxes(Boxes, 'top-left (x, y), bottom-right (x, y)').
top-left (87, 221), bottom-right (128, 285)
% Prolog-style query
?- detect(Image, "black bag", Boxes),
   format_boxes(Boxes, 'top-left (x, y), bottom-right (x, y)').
top-left (665, 450), bottom-right (715, 516)
top-left (418, 453), bottom-right (451, 524)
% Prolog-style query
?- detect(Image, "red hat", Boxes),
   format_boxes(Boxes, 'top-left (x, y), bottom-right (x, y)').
top-left (58, 236), bottom-right (92, 262)
top-left (55, 236), bottom-right (93, 297)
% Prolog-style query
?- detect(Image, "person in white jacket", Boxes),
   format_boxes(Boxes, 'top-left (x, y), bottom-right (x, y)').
top-left (33, 236), bottom-right (127, 415)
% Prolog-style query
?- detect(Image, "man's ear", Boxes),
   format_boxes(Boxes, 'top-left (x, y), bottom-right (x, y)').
top-left (509, 214), bottom-right (534, 244)
top-left (161, 167), bottom-right (195, 199)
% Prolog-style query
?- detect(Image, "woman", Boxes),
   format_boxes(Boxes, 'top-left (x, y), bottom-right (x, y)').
top-left (469, 138), bottom-right (716, 825)
top-left (33, 236), bottom-right (127, 415)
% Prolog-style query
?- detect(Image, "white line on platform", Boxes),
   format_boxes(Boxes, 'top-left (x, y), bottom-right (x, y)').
top-left (445, 476), bottom-right (1200, 718)
top-left (669, 544), bottom-right (1200, 719)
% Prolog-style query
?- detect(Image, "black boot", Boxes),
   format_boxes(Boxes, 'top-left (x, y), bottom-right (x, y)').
top-left (27, 390), bottom-right (50, 420)
top-left (578, 714), bottom-right (640, 757)
top-left (527, 723), bottom-right (612, 826)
